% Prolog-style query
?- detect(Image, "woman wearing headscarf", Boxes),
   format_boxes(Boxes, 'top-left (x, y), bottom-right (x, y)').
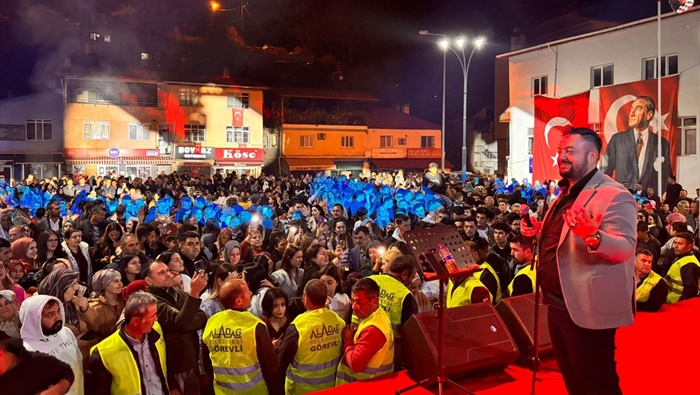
top-left (61, 229), bottom-right (93, 287)
top-left (222, 240), bottom-right (243, 271)
top-left (11, 237), bottom-right (39, 271)
top-left (0, 290), bottom-right (21, 338)
top-left (0, 258), bottom-right (26, 309)
top-left (80, 269), bottom-right (125, 341)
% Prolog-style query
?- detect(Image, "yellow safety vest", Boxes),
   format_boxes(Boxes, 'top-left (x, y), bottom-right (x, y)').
top-left (202, 310), bottom-right (268, 395)
top-left (90, 322), bottom-right (168, 395)
top-left (636, 270), bottom-right (665, 303)
top-left (369, 274), bottom-right (411, 336)
top-left (447, 276), bottom-right (492, 308)
top-left (508, 264), bottom-right (537, 297)
top-left (285, 308), bottom-right (345, 395)
top-left (480, 261), bottom-right (502, 303)
top-left (665, 255), bottom-right (700, 304)
top-left (336, 308), bottom-right (394, 385)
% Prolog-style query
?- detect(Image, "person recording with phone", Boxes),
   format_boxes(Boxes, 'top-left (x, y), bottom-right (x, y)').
top-left (174, 231), bottom-right (209, 277)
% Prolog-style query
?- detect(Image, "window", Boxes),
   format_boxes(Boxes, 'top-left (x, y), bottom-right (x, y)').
top-left (271, 134), bottom-right (278, 147)
top-left (591, 64), bottom-right (614, 88)
top-left (90, 33), bottom-right (99, 41)
top-left (380, 135), bottom-right (393, 148)
top-left (677, 117), bottom-right (697, 155)
top-left (83, 121), bottom-right (110, 140)
top-left (341, 136), bottom-right (354, 148)
top-left (263, 135), bottom-right (269, 148)
top-left (300, 135), bottom-right (314, 148)
top-left (184, 124), bottom-right (205, 142)
top-left (421, 136), bottom-right (435, 148)
top-left (531, 76), bottom-right (548, 96)
top-left (527, 128), bottom-right (534, 155)
top-left (128, 123), bottom-right (151, 140)
top-left (104, 35), bottom-right (111, 43)
top-left (642, 54), bottom-right (678, 80)
top-left (26, 120), bottom-right (52, 141)
top-left (141, 52), bottom-right (150, 60)
top-left (227, 92), bottom-right (249, 109)
top-left (179, 88), bottom-right (198, 106)
top-left (226, 126), bottom-right (249, 143)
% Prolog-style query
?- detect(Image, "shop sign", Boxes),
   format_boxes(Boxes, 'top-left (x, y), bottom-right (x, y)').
top-left (175, 146), bottom-right (214, 160)
top-left (0, 125), bottom-right (25, 141)
top-left (214, 148), bottom-right (265, 162)
top-left (371, 148), bottom-right (405, 158)
top-left (406, 148), bottom-right (441, 158)
top-left (108, 148), bottom-right (120, 158)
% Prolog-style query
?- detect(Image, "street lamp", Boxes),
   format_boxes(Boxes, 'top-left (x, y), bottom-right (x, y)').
top-left (421, 31), bottom-right (485, 183)
top-left (420, 30), bottom-right (448, 173)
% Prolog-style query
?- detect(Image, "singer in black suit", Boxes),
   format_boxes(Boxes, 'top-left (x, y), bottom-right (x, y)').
top-left (602, 96), bottom-right (672, 192)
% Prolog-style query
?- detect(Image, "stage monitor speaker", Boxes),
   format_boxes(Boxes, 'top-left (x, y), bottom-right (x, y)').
top-left (401, 302), bottom-right (518, 383)
top-left (495, 293), bottom-right (553, 364)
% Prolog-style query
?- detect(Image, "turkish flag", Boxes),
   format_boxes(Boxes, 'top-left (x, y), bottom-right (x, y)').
top-left (533, 91), bottom-right (590, 182)
top-left (599, 76), bottom-right (679, 192)
top-left (232, 109), bottom-right (244, 127)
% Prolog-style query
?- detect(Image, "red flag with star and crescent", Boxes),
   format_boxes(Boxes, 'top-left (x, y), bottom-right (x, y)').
top-left (598, 75), bottom-right (679, 191)
top-left (232, 109), bottom-right (244, 127)
top-left (533, 91), bottom-right (590, 183)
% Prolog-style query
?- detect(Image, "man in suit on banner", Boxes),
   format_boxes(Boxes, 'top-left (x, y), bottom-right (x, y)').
top-left (602, 96), bottom-right (672, 192)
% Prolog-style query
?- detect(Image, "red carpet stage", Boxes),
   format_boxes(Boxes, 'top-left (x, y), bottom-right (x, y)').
top-left (316, 298), bottom-right (700, 394)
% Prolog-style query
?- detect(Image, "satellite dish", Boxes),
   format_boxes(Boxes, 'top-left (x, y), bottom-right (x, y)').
top-left (669, 0), bottom-right (694, 13)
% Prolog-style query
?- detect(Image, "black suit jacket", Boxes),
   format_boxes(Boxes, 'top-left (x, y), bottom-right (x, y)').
top-left (602, 128), bottom-right (672, 192)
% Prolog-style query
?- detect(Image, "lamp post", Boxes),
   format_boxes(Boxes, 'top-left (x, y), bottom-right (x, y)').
top-left (419, 30), bottom-right (448, 173)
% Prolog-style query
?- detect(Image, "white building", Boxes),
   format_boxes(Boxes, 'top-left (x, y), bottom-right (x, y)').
top-left (497, 9), bottom-right (699, 192)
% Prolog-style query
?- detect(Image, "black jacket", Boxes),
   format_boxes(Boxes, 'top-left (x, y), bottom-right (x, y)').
top-left (85, 325), bottom-right (169, 395)
top-left (147, 286), bottom-right (208, 379)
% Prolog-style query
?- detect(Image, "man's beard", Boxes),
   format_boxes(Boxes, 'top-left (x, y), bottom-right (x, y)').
top-left (42, 321), bottom-right (63, 336)
top-left (559, 156), bottom-right (588, 180)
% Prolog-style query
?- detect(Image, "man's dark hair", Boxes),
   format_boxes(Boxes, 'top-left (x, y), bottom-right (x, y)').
top-left (636, 95), bottom-right (656, 115)
top-left (136, 223), bottom-right (155, 241)
top-left (464, 216), bottom-right (477, 226)
top-left (352, 277), bottom-right (379, 299)
top-left (635, 249), bottom-right (653, 258)
top-left (475, 207), bottom-right (494, 221)
top-left (474, 237), bottom-right (490, 252)
top-left (675, 232), bottom-right (695, 245)
top-left (492, 221), bottom-right (510, 233)
top-left (510, 235), bottom-right (533, 251)
top-left (564, 127), bottom-right (603, 154)
top-left (91, 206), bottom-right (106, 217)
top-left (389, 255), bottom-right (416, 275)
top-left (394, 214), bottom-right (410, 225)
top-left (177, 231), bottom-right (200, 244)
top-left (637, 221), bottom-right (649, 232)
top-left (0, 238), bottom-right (10, 250)
top-left (303, 279), bottom-right (328, 307)
top-left (671, 222), bottom-right (687, 233)
top-left (353, 225), bottom-right (370, 237)
top-left (47, 202), bottom-right (60, 212)
top-left (177, 224), bottom-right (199, 237)
top-left (505, 212), bottom-right (521, 224)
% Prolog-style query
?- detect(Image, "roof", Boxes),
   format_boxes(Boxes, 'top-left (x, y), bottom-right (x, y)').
top-left (497, 7), bottom-right (700, 59)
top-left (64, 73), bottom-right (269, 90)
top-left (364, 108), bottom-right (440, 130)
top-left (273, 86), bottom-right (379, 101)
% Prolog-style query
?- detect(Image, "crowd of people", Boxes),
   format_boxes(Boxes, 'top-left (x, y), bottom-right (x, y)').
top-left (0, 158), bottom-right (698, 395)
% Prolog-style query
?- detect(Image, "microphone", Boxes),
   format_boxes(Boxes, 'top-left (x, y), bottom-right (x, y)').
top-left (519, 205), bottom-right (533, 228)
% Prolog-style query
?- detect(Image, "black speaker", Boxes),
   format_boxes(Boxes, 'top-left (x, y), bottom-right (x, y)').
top-left (495, 293), bottom-right (553, 364)
top-left (401, 302), bottom-right (519, 383)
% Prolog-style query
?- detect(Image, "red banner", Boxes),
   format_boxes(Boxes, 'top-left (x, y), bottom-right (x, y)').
top-left (533, 91), bottom-right (590, 182)
top-left (232, 109), bottom-right (244, 127)
top-left (406, 148), bottom-right (441, 158)
top-left (599, 76), bottom-right (678, 192)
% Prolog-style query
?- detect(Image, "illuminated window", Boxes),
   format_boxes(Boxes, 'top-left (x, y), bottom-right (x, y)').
top-left (26, 120), bottom-right (52, 141)
top-left (104, 35), bottom-right (111, 43)
top-left (90, 33), bottom-right (100, 41)
top-left (141, 52), bottom-right (151, 60)
top-left (179, 88), bottom-right (198, 106)
top-left (531, 75), bottom-right (548, 96)
top-left (341, 136), bottom-right (354, 148)
top-left (591, 64), bottom-right (614, 88)
top-left (184, 124), bottom-right (205, 142)
top-left (421, 136), bottom-right (435, 148)
top-left (227, 92), bottom-right (249, 109)
top-left (226, 126), bottom-right (249, 143)
top-left (83, 121), bottom-right (111, 140)
top-left (300, 135), bottom-right (314, 148)
top-left (380, 135), bottom-right (393, 148)
top-left (129, 123), bottom-right (151, 140)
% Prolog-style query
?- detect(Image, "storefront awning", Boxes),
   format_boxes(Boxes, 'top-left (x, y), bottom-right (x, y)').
top-left (371, 158), bottom-right (454, 171)
top-left (285, 158), bottom-right (337, 171)
top-left (121, 157), bottom-right (173, 165)
top-left (66, 157), bottom-right (120, 165)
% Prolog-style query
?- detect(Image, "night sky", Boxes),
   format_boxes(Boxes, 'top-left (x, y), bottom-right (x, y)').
top-left (0, 0), bottom-right (669, 162)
